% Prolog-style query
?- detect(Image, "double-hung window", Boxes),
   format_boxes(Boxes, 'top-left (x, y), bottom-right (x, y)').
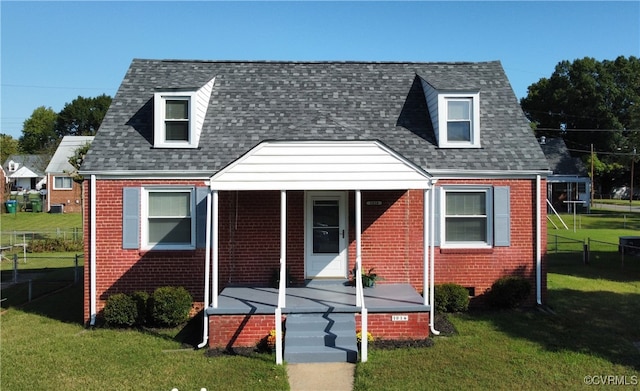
top-left (153, 92), bottom-right (197, 148)
top-left (446, 98), bottom-right (472, 142)
top-left (54, 176), bottom-right (73, 190)
top-left (142, 188), bottom-right (195, 250)
top-left (442, 187), bottom-right (493, 248)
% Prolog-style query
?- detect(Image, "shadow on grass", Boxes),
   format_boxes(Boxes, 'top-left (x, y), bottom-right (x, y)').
top-left (462, 288), bottom-right (640, 371)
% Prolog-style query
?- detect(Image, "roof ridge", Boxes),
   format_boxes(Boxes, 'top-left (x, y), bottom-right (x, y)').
top-left (132, 58), bottom-right (501, 66)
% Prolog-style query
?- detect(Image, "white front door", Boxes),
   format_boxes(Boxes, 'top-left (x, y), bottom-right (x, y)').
top-left (305, 191), bottom-right (348, 279)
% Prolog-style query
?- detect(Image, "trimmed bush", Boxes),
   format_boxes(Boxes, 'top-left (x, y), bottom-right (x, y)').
top-left (434, 283), bottom-right (470, 313)
top-left (149, 286), bottom-right (193, 327)
top-left (103, 293), bottom-right (137, 327)
top-left (131, 291), bottom-right (150, 325)
top-left (485, 276), bottom-right (532, 309)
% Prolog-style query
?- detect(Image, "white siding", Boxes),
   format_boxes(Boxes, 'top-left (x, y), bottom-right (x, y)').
top-left (193, 77), bottom-right (215, 145)
top-left (210, 141), bottom-right (432, 190)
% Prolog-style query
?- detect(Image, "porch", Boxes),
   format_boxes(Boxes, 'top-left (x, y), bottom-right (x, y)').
top-left (206, 283), bottom-right (429, 315)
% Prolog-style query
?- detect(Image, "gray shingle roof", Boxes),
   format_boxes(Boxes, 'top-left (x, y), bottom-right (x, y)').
top-left (81, 59), bottom-right (549, 174)
top-left (540, 137), bottom-right (588, 176)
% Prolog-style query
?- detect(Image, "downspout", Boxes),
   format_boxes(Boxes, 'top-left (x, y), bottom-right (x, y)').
top-left (89, 174), bottom-right (97, 326)
top-left (428, 179), bottom-right (440, 335)
top-left (536, 175), bottom-right (542, 305)
top-left (198, 190), bottom-right (213, 348)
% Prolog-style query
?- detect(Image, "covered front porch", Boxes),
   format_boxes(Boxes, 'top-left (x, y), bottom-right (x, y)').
top-left (202, 141), bottom-right (438, 363)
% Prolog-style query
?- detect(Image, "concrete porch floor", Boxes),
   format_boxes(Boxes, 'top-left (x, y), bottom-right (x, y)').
top-left (206, 283), bottom-right (429, 315)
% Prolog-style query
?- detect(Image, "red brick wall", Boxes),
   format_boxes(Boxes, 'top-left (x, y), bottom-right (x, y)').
top-left (432, 179), bottom-right (547, 305)
top-left (85, 179), bottom-right (547, 324)
top-left (83, 179), bottom-right (208, 324)
top-left (356, 312), bottom-right (429, 340)
top-left (209, 314), bottom-right (284, 348)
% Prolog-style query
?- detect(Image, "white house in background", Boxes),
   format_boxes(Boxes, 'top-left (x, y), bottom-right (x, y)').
top-left (3, 154), bottom-right (47, 191)
top-left (45, 136), bottom-right (94, 213)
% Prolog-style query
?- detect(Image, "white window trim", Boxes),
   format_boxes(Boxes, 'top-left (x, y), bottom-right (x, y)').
top-left (153, 91), bottom-right (197, 149)
top-left (437, 92), bottom-right (481, 148)
top-left (53, 176), bottom-right (73, 190)
top-left (440, 186), bottom-right (493, 249)
top-left (141, 187), bottom-right (196, 250)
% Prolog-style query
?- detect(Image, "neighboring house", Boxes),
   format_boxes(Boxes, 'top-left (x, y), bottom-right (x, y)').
top-left (80, 59), bottom-right (550, 362)
top-left (45, 136), bottom-right (94, 213)
top-left (3, 154), bottom-right (47, 191)
top-left (539, 137), bottom-right (591, 213)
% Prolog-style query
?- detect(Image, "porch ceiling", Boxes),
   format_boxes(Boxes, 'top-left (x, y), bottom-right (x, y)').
top-left (209, 141), bottom-right (432, 191)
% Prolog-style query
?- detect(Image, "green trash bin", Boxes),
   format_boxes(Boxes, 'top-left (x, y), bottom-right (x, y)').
top-left (31, 199), bottom-right (42, 213)
top-left (5, 200), bottom-right (17, 214)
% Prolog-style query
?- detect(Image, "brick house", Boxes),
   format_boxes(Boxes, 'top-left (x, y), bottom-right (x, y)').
top-left (80, 59), bottom-right (549, 363)
top-left (45, 136), bottom-right (94, 213)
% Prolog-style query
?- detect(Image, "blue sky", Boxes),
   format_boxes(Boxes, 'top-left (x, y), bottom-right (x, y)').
top-left (1, 1), bottom-right (639, 139)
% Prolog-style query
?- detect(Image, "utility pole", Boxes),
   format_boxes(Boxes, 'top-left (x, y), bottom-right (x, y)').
top-left (590, 143), bottom-right (595, 209)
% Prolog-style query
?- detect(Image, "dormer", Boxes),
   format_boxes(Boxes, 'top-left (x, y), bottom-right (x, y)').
top-left (420, 77), bottom-right (481, 148)
top-left (153, 76), bottom-right (215, 149)
top-left (8, 160), bottom-right (19, 172)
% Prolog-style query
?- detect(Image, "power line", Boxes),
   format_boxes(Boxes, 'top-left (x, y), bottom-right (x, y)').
top-left (1, 83), bottom-right (112, 91)
top-left (537, 127), bottom-right (640, 132)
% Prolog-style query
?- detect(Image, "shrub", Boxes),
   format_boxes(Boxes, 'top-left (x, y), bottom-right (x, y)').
top-left (29, 238), bottom-right (83, 252)
top-left (103, 293), bottom-right (137, 327)
top-left (485, 276), bottom-right (532, 309)
top-left (149, 286), bottom-right (193, 327)
top-left (434, 283), bottom-right (469, 313)
top-left (131, 291), bottom-right (150, 325)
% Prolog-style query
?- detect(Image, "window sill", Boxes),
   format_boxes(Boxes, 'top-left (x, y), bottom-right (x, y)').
top-left (439, 248), bottom-right (494, 255)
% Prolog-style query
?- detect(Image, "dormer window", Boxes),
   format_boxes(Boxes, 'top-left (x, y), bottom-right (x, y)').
top-left (8, 160), bottom-right (18, 172)
top-left (446, 98), bottom-right (473, 142)
top-left (438, 92), bottom-right (480, 148)
top-left (165, 98), bottom-right (190, 142)
top-left (154, 92), bottom-right (197, 148)
top-left (153, 76), bottom-right (215, 149)
top-left (420, 76), bottom-right (481, 148)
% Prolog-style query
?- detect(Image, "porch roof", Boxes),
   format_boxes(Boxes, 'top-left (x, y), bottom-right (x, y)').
top-left (209, 140), bottom-right (432, 191)
top-left (206, 283), bottom-right (429, 315)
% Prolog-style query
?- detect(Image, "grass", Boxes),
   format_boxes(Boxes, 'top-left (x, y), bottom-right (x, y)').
top-left (0, 211), bottom-right (82, 231)
top-left (1, 286), bottom-right (289, 391)
top-left (353, 212), bottom-right (640, 390)
top-left (3, 210), bottom-right (640, 389)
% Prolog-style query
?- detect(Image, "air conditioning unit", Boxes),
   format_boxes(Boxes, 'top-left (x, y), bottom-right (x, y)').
top-left (50, 204), bottom-right (64, 214)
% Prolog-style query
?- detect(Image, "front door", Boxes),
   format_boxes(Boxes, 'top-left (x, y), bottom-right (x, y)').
top-left (305, 191), bottom-right (348, 279)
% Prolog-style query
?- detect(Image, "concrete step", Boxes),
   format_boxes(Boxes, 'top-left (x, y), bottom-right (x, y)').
top-left (284, 313), bottom-right (358, 363)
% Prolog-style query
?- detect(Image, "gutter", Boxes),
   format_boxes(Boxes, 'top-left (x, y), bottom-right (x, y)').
top-left (198, 191), bottom-right (213, 349)
top-left (428, 179), bottom-right (440, 335)
top-left (536, 175), bottom-right (542, 305)
top-left (89, 175), bottom-right (97, 326)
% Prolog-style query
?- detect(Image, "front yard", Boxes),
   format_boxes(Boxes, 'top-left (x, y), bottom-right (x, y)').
top-left (1, 210), bottom-right (639, 389)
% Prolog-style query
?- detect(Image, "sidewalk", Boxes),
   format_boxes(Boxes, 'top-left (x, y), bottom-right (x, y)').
top-left (287, 362), bottom-right (355, 391)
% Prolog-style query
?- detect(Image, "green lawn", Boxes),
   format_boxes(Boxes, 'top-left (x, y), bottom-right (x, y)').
top-left (2, 210), bottom-right (640, 389)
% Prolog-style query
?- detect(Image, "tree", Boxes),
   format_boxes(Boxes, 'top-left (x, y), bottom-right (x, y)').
top-left (19, 106), bottom-right (58, 153)
top-left (55, 94), bottom-right (112, 137)
top-left (521, 56), bottom-right (640, 194)
top-left (0, 134), bottom-right (19, 164)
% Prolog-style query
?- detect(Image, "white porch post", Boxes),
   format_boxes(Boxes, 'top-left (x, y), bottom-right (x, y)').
top-left (278, 190), bottom-right (287, 308)
top-left (355, 190), bottom-right (363, 307)
top-left (212, 190), bottom-right (219, 308)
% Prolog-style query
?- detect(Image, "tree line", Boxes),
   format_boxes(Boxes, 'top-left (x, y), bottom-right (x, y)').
top-left (1, 94), bottom-right (112, 163)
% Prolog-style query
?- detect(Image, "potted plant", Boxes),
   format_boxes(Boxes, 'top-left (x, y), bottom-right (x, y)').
top-left (352, 267), bottom-right (379, 287)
